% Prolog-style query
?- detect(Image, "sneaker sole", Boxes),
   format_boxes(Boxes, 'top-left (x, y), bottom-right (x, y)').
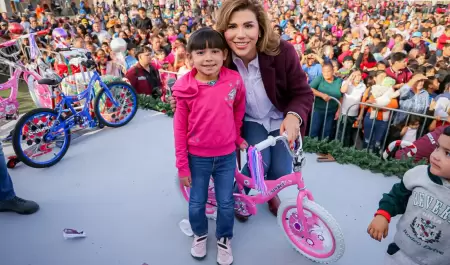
top-left (0, 206), bottom-right (40, 215)
top-left (217, 261), bottom-right (233, 265)
top-left (191, 254), bottom-right (206, 260)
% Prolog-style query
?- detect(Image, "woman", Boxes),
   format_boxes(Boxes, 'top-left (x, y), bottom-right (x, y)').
top-left (309, 63), bottom-right (343, 140)
top-left (170, 0), bottom-right (313, 221)
top-left (393, 73), bottom-right (430, 126)
top-left (337, 70), bottom-right (366, 147)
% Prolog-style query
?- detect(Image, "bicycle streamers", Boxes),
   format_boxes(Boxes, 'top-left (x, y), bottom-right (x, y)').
top-left (29, 34), bottom-right (39, 60)
top-left (248, 146), bottom-right (268, 195)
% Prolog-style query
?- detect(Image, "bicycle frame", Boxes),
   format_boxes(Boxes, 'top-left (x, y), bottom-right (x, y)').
top-left (46, 70), bottom-right (120, 138)
top-left (0, 58), bottom-right (43, 118)
top-left (233, 136), bottom-right (319, 233)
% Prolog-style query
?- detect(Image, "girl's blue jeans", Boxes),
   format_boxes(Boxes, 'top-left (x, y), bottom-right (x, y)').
top-left (238, 121), bottom-right (292, 195)
top-left (188, 151), bottom-right (236, 240)
top-left (0, 143), bottom-right (15, 200)
top-left (309, 109), bottom-right (336, 140)
top-left (363, 113), bottom-right (388, 149)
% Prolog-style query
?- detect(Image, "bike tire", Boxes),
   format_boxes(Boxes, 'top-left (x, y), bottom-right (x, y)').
top-left (12, 108), bottom-right (71, 168)
top-left (177, 177), bottom-right (218, 220)
top-left (93, 81), bottom-right (138, 128)
top-left (277, 198), bottom-right (345, 264)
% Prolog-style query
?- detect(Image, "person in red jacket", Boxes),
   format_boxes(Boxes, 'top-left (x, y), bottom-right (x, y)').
top-left (125, 46), bottom-right (161, 97)
top-left (393, 125), bottom-right (450, 162)
top-left (437, 25), bottom-right (450, 56)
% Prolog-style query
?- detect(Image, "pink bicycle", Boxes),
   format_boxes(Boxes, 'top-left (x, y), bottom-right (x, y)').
top-left (179, 134), bottom-right (345, 263)
top-left (0, 30), bottom-right (53, 119)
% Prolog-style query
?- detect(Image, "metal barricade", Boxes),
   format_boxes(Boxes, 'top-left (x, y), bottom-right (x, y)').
top-left (308, 96), bottom-right (342, 140)
top-left (339, 102), bottom-right (441, 155)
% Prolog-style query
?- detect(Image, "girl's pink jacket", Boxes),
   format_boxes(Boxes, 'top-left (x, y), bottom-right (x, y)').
top-left (173, 67), bottom-right (246, 177)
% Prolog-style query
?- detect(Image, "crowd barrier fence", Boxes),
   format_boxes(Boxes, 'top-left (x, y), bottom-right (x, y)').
top-left (312, 96), bottom-right (443, 158)
top-left (0, 50), bottom-right (443, 162)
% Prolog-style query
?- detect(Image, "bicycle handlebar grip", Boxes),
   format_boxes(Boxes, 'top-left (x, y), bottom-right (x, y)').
top-left (254, 136), bottom-right (275, 151)
top-left (81, 60), bottom-right (96, 69)
top-left (36, 29), bottom-right (50, 36)
top-left (55, 47), bottom-right (71, 52)
top-left (0, 40), bottom-right (16, 49)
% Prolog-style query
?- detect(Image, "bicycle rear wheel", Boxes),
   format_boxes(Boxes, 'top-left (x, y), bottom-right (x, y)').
top-left (177, 177), bottom-right (218, 220)
top-left (278, 199), bottom-right (345, 263)
top-left (94, 81), bottom-right (138, 128)
top-left (12, 108), bottom-right (71, 168)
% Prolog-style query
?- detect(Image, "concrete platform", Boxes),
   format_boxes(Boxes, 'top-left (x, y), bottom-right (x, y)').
top-left (0, 110), bottom-right (400, 265)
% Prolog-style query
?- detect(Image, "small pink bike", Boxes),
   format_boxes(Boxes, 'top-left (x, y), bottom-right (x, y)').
top-left (0, 29), bottom-right (53, 120)
top-left (179, 135), bottom-right (345, 263)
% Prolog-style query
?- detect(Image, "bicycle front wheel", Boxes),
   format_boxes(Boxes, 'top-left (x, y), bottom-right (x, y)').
top-left (94, 81), bottom-right (138, 128)
top-left (278, 198), bottom-right (345, 263)
top-left (12, 108), bottom-right (71, 168)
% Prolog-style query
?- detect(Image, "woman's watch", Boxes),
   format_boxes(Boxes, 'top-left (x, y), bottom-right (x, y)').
top-left (287, 111), bottom-right (303, 125)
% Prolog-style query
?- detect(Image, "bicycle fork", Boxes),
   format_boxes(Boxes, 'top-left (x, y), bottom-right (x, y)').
top-left (296, 190), bottom-right (321, 234)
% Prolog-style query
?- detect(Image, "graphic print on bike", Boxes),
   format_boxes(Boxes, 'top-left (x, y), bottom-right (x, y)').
top-left (178, 134), bottom-right (345, 263)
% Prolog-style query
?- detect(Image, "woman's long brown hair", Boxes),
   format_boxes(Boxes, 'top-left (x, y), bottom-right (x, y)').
top-left (215, 0), bottom-right (280, 57)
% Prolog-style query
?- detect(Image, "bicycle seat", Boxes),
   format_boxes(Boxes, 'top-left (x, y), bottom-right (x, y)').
top-left (37, 78), bottom-right (61, 86)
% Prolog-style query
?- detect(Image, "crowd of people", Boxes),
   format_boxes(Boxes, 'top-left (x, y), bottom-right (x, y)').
top-left (1, 0), bottom-right (450, 265)
top-left (2, 0), bottom-right (448, 159)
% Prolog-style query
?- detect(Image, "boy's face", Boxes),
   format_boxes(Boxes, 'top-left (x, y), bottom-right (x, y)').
top-left (430, 134), bottom-right (450, 179)
top-left (343, 60), bottom-right (353, 69)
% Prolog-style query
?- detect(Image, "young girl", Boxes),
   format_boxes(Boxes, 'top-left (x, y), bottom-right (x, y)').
top-left (172, 28), bottom-right (246, 265)
top-left (368, 126), bottom-right (450, 265)
top-left (400, 116), bottom-right (421, 142)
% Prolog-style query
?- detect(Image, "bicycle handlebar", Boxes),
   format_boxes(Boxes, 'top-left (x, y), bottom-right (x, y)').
top-left (0, 29), bottom-right (50, 57)
top-left (55, 47), bottom-right (71, 52)
top-left (254, 133), bottom-right (303, 158)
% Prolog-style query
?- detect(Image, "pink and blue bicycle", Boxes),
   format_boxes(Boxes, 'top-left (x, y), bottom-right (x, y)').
top-left (179, 134), bottom-right (345, 263)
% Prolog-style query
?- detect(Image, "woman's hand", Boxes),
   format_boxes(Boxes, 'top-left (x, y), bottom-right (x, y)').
top-left (169, 96), bottom-right (177, 112)
top-left (280, 114), bottom-right (301, 148)
top-left (367, 215), bottom-right (389, 242)
top-left (180, 176), bottom-right (192, 188)
top-left (239, 140), bottom-right (248, 151)
top-left (335, 110), bottom-right (340, 120)
top-left (321, 93), bottom-right (330, 102)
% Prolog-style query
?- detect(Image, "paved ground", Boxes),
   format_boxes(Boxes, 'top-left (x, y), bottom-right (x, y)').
top-left (0, 109), bottom-right (401, 265)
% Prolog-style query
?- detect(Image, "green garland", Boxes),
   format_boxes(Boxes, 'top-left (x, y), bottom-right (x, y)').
top-left (137, 95), bottom-right (427, 178)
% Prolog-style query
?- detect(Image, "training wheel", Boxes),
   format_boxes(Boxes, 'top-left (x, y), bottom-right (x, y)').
top-left (7, 158), bottom-right (19, 169)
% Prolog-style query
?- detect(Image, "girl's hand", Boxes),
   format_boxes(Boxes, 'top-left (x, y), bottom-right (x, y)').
top-left (180, 176), bottom-right (192, 188)
top-left (280, 114), bottom-right (301, 149)
top-left (367, 215), bottom-right (389, 242)
top-left (169, 96), bottom-right (177, 112)
top-left (366, 98), bottom-right (376, 104)
top-left (239, 140), bottom-right (248, 151)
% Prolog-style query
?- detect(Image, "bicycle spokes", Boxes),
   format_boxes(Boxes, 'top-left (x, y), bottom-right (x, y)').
top-left (18, 113), bottom-right (67, 163)
top-left (284, 207), bottom-right (335, 256)
top-left (98, 86), bottom-right (134, 123)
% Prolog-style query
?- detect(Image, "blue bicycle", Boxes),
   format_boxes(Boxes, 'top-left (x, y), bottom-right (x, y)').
top-left (11, 48), bottom-right (138, 168)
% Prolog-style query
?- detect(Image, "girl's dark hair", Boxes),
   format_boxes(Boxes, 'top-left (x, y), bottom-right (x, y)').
top-left (444, 126), bottom-right (450, 136)
top-left (322, 62), bottom-right (334, 71)
top-left (186, 27), bottom-right (227, 53)
top-left (407, 115), bottom-right (421, 125)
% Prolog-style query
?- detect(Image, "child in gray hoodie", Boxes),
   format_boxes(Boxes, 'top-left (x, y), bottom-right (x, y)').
top-left (368, 126), bottom-right (450, 265)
